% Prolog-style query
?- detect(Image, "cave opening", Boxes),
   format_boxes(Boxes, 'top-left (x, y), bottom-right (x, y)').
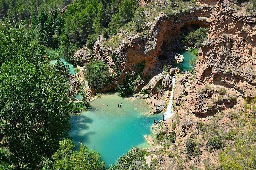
top-left (157, 21), bottom-right (209, 73)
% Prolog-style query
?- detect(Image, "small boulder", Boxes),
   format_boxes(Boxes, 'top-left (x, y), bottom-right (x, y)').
top-left (175, 53), bottom-right (184, 63)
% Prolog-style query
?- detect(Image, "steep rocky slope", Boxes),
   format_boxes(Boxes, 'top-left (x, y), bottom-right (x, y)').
top-left (180, 0), bottom-right (256, 117)
top-left (94, 5), bottom-right (211, 77)
top-left (147, 0), bottom-right (256, 169)
top-left (74, 1), bottom-right (213, 93)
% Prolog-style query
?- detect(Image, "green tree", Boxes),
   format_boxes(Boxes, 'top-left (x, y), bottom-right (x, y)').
top-left (185, 138), bottom-right (202, 157)
top-left (85, 60), bottom-right (111, 91)
top-left (51, 139), bottom-right (105, 170)
top-left (108, 0), bottom-right (138, 35)
top-left (0, 0), bottom-right (70, 21)
top-left (0, 21), bottom-right (45, 66)
top-left (62, 0), bottom-right (106, 48)
top-left (109, 147), bottom-right (148, 170)
top-left (0, 147), bottom-right (12, 170)
top-left (206, 136), bottom-right (224, 152)
top-left (183, 27), bottom-right (209, 47)
top-left (0, 58), bottom-right (72, 169)
top-left (118, 75), bottom-right (134, 97)
top-left (37, 10), bottom-right (64, 48)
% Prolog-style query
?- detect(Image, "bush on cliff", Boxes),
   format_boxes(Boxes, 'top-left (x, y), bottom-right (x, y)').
top-left (85, 60), bottom-right (111, 91)
top-left (183, 27), bottom-right (209, 48)
top-left (109, 147), bottom-right (148, 170)
top-left (219, 97), bottom-right (256, 170)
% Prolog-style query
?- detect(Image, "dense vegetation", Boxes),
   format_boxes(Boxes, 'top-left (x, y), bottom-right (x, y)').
top-left (0, 0), bottom-right (141, 168)
top-left (0, 58), bottom-right (71, 169)
top-left (0, 1), bottom-right (159, 170)
top-left (0, 20), bottom-right (105, 169)
top-left (182, 27), bottom-right (209, 48)
top-left (109, 148), bottom-right (149, 170)
top-left (219, 98), bottom-right (256, 169)
top-left (0, 0), bottom-right (138, 62)
top-left (85, 60), bottom-right (111, 91)
top-left (44, 139), bottom-right (105, 169)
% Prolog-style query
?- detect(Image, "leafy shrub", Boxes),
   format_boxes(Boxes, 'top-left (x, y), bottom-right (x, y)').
top-left (169, 131), bottom-right (176, 143)
top-left (207, 136), bottom-right (224, 151)
top-left (109, 147), bottom-right (148, 170)
top-left (219, 98), bottom-right (256, 170)
top-left (183, 27), bottom-right (209, 47)
top-left (118, 75), bottom-right (135, 97)
top-left (218, 88), bottom-right (227, 95)
top-left (156, 132), bottom-right (167, 141)
top-left (85, 60), bottom-right (111, 91)
top-left (51, 139), bottom-right (105, 170)
top-left (186, 138), bottom-right (202, 157)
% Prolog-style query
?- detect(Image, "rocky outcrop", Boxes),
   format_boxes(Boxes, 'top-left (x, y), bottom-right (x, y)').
top-left (197, 0), bottom-right (256, 99)
top-left (150, 1), bottom-right (256, 169)
top-left (173, 0), bottom-right (256, 117)
top-left (90, 5), bottom-right (212, 86)
top-left (73, 47), bottom-right (92, 65)
top-left (174, 53), bottom-right (184, 63)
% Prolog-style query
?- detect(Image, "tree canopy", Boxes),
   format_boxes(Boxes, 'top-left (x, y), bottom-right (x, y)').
top-left (85, 60), bottom-right (111, 91)
top-left (0, 58), bottom-right (72, 169)
top-left (49, 139), bottom-right (105, 170)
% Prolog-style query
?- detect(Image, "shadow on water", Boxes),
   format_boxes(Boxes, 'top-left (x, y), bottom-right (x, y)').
top-left (71, 131), bottom-right (96, 146)
top-left (70, 115), bottom-right (96, 144)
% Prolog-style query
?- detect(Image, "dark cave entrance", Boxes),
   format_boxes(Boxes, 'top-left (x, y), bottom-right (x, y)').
top-left (156, 21), bottom-right (210, 73)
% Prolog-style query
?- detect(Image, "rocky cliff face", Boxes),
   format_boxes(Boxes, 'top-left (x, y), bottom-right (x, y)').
top-left (150, 1), bottom-right (256, 169)
top-left (188, 0), bottom-right (256, 116)
top-left (92, 4), bottom-right (212, 86)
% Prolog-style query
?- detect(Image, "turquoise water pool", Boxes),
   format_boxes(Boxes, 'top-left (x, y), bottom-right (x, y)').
top-left (176, 51), bottom-right (197, 72)
top-left (69, 94), bottom-right (161, 167)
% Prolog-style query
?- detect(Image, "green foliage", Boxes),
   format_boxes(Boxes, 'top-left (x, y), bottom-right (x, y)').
top-left (137, 61), bottom-right (145, 74)
top-left (118, 75), bottom-right (135, 97)
top-left (183, 27), bottom-right (209, 47)
top-left (163, 65), bottom-right (169, 75)
top-left (51, 139), bottom-right (105, 170)
top-left (219, 98), bottom-right (256, 170)
top-left (1, 0), bottom-right (139, 61)
top-left (219, 131), bottom-right (256, 170)
top-left (85, 60), bottom-right (111, 91)
top-left (157, 131), bottom-right (176, 143)
top-left (36, 9), bottom-right (64, 48)
top-left (0, 147), bottom-right (12, 170)
top-left (186, 138), bottom-right (202, 157)
top-left (0, 0), bottom-right (69, 21)
top-left (156, 132), bottom-right (166, 141)
top-left (0, 21), bottom-right (45, 66)
top-left (62, 0), bottom-right (105, 48)
top-left (189, 48), bottom-right (198, 56)
top-left (206, 136), bottom-right (224, 152)
top-left (108, 0), bottom-right (138, 35)
top-left (109, 147), bottom-right (148, 170)
top-left (217, 87), bottom-right (227, 95)
top-left (0, 58), bottom-right (72, 169)
top-left (133, 7), bottom-right (147, 32)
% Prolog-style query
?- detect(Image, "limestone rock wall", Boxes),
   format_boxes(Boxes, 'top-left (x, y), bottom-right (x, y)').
top-left (177, 0), bottom-right (256, 117)
top-left (157, 1), bottom-right (256, 168)
top-left (197, 0), bottom-right (256, 99)
top-left (91, 6), bottom-right (212, 89)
